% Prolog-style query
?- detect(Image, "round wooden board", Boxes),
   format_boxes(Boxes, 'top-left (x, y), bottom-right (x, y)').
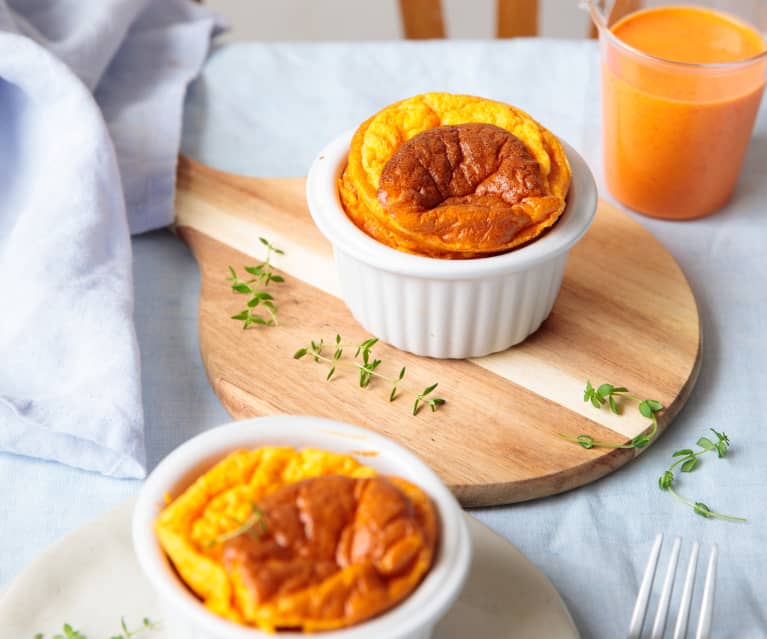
top-left (174, 157), bottom-right (701, 507)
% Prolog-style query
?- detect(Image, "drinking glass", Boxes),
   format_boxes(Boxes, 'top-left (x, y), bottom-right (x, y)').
top-left (586, 0), bottom-right (767, 219)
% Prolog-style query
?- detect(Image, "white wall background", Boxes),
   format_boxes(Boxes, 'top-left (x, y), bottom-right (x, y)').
top-left (206, 0), bottom-right (592, 42)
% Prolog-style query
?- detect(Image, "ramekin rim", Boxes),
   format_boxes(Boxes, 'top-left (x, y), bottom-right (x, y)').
top-left (132, 415), bottom-right (472, 639)
top-left (306, 130), bottom-right (597, 279)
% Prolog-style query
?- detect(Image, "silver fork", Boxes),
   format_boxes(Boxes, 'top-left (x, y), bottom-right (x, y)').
top-left (627, 534), bottom-right (718, 639)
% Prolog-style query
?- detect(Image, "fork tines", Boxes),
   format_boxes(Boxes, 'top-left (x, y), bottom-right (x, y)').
top-left (627, 533), bottom-right (718, 639)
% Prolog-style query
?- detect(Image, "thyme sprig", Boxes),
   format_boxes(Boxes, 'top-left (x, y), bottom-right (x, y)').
top-left (227, 237), bottom-right (285, 329)
top-left (34, 617), bottom-right (158, 639)
top-left (564, 381), bottom-right (745, 522)
top-left (658, 429), bottom-right (746, 522)
top-left (294, 335), bottom-right (446, 415)
top-left (208, 502), bottom-right (268, 547)
top-left (560, 381), bottom-right (663, 449)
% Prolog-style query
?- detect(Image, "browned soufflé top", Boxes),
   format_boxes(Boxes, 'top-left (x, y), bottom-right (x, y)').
top-left (220, 474), bottom-right (437, 631)
top-left (378, 123), bottom-right (547, 249)
top-left (338, 92), bottom-right (571, 258)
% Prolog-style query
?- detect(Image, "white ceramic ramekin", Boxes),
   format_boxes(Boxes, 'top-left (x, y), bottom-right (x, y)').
top-left (306, 132), bottom-right (598, 359)
top-left (132, 416), bottom-right (471, 639)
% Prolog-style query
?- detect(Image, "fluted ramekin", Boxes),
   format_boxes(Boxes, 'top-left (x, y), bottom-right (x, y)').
top-left (306, 132), bottom-right (597, 358)
top-left (132, 416), bottom-right (471, 639)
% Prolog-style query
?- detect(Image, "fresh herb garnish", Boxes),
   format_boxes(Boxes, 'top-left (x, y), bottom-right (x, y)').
top-left (658, 428), bottom-right (745, 522)
top-left (294, 335), bottom-right (446, 415)
top-left (566, 381), bottom-right (745, 522)
top-left (227, 237), bottom-right (285, 328)
top-left (35, 617), bottom-right (158, 639)
top-left (208, 502), bottom-right (268, 548)
top-left (560, 381), bottom-right (663, 449)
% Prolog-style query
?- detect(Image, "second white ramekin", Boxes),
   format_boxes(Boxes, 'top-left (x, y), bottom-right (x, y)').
top-left (306, 131), bottom-right (597, 359)
top-left (132, 416), bottom-right (472, 639)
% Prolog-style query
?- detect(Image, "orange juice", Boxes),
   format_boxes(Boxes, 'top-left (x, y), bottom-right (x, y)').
top-left (601, 6), bottom-right (767, 219)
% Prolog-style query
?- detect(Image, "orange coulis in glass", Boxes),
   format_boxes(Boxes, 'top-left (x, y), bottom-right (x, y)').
top-left (602, 6), bottom-right (766, 218)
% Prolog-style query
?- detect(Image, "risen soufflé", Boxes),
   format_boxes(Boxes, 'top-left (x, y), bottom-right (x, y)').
top-left (339, 92), bottom-right (572, 258)
top-left (155, 447), bottom-right (438, 633)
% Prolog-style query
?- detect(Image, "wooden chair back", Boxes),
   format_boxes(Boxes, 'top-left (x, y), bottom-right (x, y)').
top-left (399, 0), bottom-right (538, 39)
top-left (400, 0), bottom-right (644, 39)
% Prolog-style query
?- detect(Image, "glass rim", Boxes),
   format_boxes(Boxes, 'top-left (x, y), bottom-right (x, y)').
top-left (585, 1), bottom-right (767, 70)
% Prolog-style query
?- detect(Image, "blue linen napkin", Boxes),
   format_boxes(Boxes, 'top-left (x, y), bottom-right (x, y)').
top-left (0, 0), bottom-right (218, 478)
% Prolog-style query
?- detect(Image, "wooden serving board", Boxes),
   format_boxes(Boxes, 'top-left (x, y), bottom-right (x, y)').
top-left (174, 157), bottom-right (701, 508)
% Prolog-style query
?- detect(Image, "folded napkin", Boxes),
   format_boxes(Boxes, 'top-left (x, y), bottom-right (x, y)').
top-left (0, 0), bottom-right (218, 478)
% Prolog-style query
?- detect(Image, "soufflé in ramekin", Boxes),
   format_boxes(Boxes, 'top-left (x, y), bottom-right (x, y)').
top-left (307, 92), bottom-right (597, 358)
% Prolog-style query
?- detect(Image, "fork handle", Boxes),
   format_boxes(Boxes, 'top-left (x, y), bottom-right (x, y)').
top-left (627, 534), bottom-right (664, 639)
top-left (695, 545), bottom-right (718, 639)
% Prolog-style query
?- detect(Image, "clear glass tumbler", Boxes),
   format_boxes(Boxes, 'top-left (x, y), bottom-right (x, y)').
top-left (587, 0), bottom-right (767, 219)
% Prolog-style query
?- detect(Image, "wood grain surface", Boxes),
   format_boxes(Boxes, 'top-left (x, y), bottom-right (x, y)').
top-left (174, 156), bottom-right (701, 507)
top-left (399, 0), bottom-right (446, 39)
top-left (497, 0), bottom-right (539, 38)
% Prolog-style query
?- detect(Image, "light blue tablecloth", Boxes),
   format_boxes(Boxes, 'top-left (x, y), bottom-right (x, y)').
top-left (2, 39), bottom-right (766, 638)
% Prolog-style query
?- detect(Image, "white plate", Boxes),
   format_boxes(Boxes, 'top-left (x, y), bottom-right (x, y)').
top-left (0, 499), bottom-right (579, 638)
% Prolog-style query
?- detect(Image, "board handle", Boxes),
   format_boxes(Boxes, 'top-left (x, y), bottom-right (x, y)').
top-left (174, 155), bottom-right (316, 262)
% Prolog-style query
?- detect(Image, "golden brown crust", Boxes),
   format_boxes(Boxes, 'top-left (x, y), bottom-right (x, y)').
top-left (338, 92), bottom-right (571, 259)
top-left (378, 123), bottom-right (545, 249)
top-left (221, 475), bottom-right (436, 631)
